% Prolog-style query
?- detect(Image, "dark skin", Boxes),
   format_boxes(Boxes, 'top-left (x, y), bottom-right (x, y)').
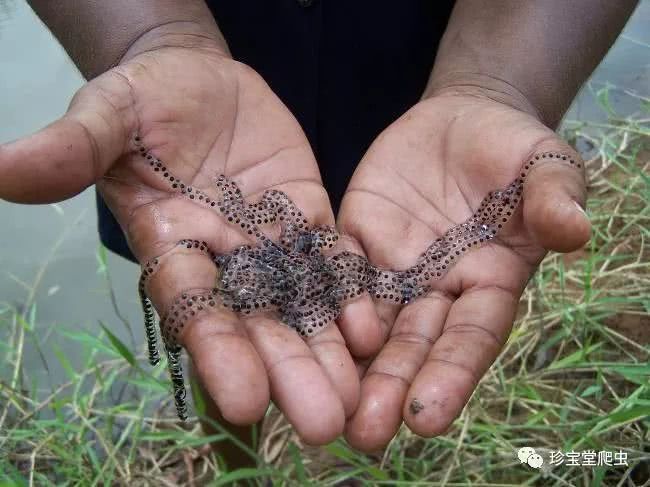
top-left (6, 3), bottom-right (367, 467)
top-left (1, 0), bottom-right (638, 464)
top-left (339, 0), bottom-right (638, 450)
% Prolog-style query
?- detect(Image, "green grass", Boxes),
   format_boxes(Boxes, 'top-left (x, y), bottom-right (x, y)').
top-left (1, 93), bottom-right (649, 486)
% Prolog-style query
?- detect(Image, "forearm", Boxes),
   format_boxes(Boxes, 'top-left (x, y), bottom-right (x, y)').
top-left (426, 0), bottom-right (638, 127)
top-left (28, 0), bottom-right (229, 79)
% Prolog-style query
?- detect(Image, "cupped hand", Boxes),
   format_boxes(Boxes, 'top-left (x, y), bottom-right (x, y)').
top-left (338, 91), bottom-right (591, 451)
top-left (0, 39), bottom-right (359, 444)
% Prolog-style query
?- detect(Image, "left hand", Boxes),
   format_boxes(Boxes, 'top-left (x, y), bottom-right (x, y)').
top-left (337, 90), bottom-right (591, 451)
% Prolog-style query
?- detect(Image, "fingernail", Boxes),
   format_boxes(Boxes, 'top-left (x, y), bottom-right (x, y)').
top-left (573, 200), bottom-right (587, 215)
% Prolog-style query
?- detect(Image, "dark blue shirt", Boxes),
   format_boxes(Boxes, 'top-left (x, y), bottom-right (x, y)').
top-left (98, 0), bottom-right (455, 261)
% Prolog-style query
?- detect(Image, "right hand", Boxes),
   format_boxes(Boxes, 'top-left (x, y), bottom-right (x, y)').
top-left (0, 35), bottom-right (361, 444)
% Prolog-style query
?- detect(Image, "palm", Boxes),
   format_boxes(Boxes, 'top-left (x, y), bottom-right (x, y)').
top-left (0, 46), bottom-right (358, 444)
top-left (100, 49), bottom-right (324, 217)
top-left (339, 94), bottom-right (589, 450)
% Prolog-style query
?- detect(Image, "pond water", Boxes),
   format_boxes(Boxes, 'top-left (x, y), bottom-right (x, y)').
top-left (0, 0), bottom-right (648, 388)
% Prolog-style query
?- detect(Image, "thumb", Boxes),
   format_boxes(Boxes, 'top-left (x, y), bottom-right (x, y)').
top-left (0, 71), bottom-right (136, 204)
top-left (522, 140), bottom-right (591, 253)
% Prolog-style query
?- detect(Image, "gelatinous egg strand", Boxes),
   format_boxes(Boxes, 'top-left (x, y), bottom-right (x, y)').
top-left (133, 135), bottom-right (581, 420)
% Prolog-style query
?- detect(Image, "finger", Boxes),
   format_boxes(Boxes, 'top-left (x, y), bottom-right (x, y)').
top-left (0, 71), bottom-right (136, 203)
top-left (404, 285), bottom-right (516, 436)
top-left (355, 356), bottom-right (372, 379)
top-left (337, 190), bottom-right (430, 354)
top-left (244, 317), bottom-right (346, 445)
top-left (145, 244), bottom-right (271, 425)
top-left (344, 292), bottom-right (451, 451)
top-left (331, 234), bottom-right (385, 358)
top-left (306, 324), bottom-right (360, 417)
top-left (523, 142), bottom-right (591, 253)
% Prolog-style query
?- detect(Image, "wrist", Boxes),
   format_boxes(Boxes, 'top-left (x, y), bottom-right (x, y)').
top-left (120, 20), bottom-right (231, 66)
top-left (29, 0), bottom-right (229, 79)
top-left (423, 71), bottom-right (543, 124)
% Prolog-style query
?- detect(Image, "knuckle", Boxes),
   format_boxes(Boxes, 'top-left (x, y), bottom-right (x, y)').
top-left (444, 322), bottom-right (504, 348)
top-left (424, 357), bottom-right (481, 385)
